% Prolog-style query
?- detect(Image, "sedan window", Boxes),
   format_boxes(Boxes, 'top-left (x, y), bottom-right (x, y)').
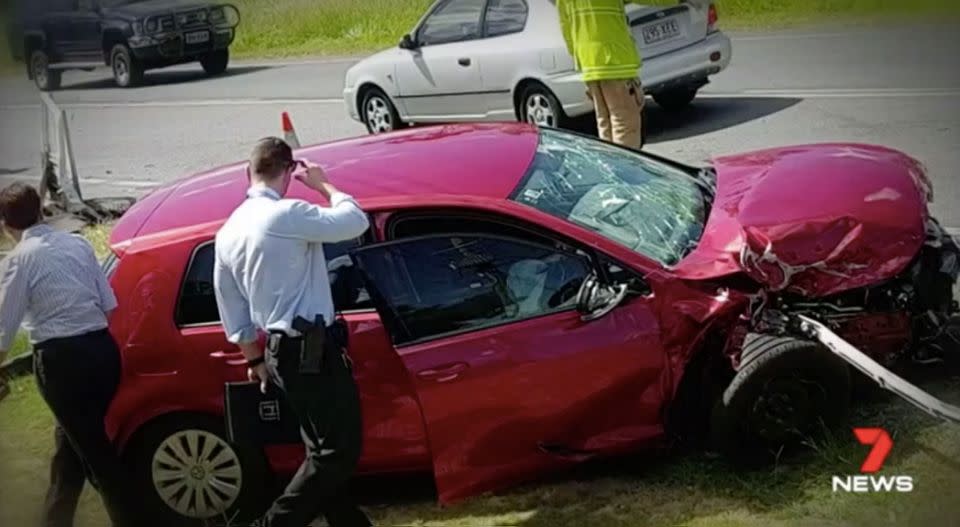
top-left (512, 129), bottom-right (709, 267)
top-left (176, 236), bottom-right (373, 327)
top-left (418, 0), bottom-right (486, 46)
top-left (354, 235), bottom-right (590, 346)
top-left (484, 0), bottom-right (528, 38)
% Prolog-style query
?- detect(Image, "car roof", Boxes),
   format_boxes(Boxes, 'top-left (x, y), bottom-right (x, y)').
top-left (115, 123), bottom-right (541, 244)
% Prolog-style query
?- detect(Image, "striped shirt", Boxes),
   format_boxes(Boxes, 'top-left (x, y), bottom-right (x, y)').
top-left (0, 224), bottom-right (116, 349)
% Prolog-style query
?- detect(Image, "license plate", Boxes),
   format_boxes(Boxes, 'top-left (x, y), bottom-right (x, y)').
top-left (185, 31), bottom-right (210, 44)
top-left (642, 18), bottom-right (681, 45)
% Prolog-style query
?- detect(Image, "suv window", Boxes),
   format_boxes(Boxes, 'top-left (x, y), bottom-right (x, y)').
top-left (484, 0), bottom-right (528, 38)
top-left (418, 0), bottom-right (486, 46)
top-left (356, 235), bottom-right (590, 346)
top-left (176, 237), bottom-right (373, 327)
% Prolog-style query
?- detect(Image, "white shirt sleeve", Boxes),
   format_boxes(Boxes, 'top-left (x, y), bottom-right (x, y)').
top-left (272, 193), bottom-right (370, 243)
top-left (0, 255), bottom-right (28, 351)
top-left (213, 251), bottom-right (257, 344)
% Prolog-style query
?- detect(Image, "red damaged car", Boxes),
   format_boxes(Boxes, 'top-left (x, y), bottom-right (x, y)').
top-left (101, 124), bottom-right (959, 524)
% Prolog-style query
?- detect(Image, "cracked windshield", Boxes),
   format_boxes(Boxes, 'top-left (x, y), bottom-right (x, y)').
top-left (513, 129), bottom-right (709, 266)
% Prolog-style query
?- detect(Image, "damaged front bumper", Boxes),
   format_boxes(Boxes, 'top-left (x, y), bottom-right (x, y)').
top-left (797, 314), bottom-right (960, 424)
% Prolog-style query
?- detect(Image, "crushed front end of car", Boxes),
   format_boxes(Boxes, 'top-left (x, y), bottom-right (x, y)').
top-left (666, 143), bottom-right (960, 463)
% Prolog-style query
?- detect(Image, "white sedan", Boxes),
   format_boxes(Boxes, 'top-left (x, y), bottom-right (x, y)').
top-left (343, 0), bottom-right (732, 134)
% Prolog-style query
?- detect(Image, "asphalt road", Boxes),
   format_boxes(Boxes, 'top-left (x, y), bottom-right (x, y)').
top-left (1, 23), bottom-right (959, 226)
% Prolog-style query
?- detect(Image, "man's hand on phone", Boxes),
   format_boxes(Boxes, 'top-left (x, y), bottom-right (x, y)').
top-left (294, 160), bottom-right (338, 198)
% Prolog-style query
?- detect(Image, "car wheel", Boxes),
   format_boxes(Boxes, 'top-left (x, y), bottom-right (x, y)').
top-left (110, 44), bottom-right (144, 88)
top-left (361, 87), bottom-right (404, 134)
top-left (201, 49), bottom-right (230, 76)
top-left (29, 49), bottom-right (61, 92)
top-left (520, 84), bottom-right (567, 128)
top-left (125, 414), bottom-right (272, 526)
top-left (710, 334), bottom-right (851, 466)
top-left (652, 87), bottom-right (698, 111)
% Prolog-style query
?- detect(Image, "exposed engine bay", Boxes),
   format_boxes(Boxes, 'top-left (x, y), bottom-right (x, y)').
top-left (742, 217), bottom-right (960, 423)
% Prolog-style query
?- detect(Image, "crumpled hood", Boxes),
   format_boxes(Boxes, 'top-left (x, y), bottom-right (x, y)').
top-left (673, 143), bottom-right (931, 297)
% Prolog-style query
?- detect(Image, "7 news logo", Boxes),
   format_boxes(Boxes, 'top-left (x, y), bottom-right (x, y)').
top-left (832, 427), bottom-right (914, 493)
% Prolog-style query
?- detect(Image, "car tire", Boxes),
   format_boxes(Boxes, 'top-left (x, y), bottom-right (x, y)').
top-left (124, 414), bottom-right (272, 526)
top-left (709, 334), bottom-right (852, 466)
top-left (519, 84), bottom-right (567, 129)
top-left (652, 86), bottom-right (698, 111)
top-left (361, 87), bottom-right (405, 134)
top-left (110, 44), bottom-right (144, 88)
top-left (201, 49), bottom-right (230, 76)
top-left (29, 49), bottom-right (61, 92)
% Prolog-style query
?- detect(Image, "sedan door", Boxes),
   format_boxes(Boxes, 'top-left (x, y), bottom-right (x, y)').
top-left (395, 0), bottom-right (487, 120)
top-left (351, 233), bottom-right (666, 503)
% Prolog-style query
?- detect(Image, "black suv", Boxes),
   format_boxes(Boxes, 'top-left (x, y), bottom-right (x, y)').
top-left (8, 0), bottom-right (240, 90)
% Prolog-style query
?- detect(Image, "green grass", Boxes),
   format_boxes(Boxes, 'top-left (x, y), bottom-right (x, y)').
top-left (2, 376), bottom-right (959, 526)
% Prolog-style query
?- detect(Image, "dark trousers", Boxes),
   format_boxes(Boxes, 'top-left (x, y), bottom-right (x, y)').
top-left (33, 330), bottom-right (139, 527)
top-left (42, 425), bottom-right (86, 527)
top-left (263, 328), bottom-right (370, 527)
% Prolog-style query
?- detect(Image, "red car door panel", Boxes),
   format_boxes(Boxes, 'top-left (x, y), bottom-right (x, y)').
top-left (352, 234), bottom-right (666, 503)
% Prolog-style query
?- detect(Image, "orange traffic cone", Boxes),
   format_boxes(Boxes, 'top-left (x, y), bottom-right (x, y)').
top-left (282, 111), bottom-right (301, 149)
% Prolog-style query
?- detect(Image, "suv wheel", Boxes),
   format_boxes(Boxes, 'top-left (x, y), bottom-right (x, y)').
top-left (29, 49), bottom-right (61, 91)
top-left (110, 44), bottom-right (144, 88)
top-left (201, 49), bottom-right (230, 76)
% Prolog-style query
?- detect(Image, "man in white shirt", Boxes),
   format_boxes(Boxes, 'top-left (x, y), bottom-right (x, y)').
top-left (0, 183), bottom-right (141, 527)
top-left (214, 138), bottom-right (372, 527)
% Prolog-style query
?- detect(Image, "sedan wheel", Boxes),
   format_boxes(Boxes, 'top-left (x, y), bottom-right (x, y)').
top-left (365, 96), bottom-right (394, 133)
top-left (525, 94), bottom-right (557, 127)
top-left (151, 429), bottom-right (243, 519)
top-left (127, 415), bottom-right (270, 525)
top-left (519, 84), bottom-right (567, 129)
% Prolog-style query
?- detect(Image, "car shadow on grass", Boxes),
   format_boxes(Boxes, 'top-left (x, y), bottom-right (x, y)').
top-left (339, 376), bottom-right (960, 527)
top-left (58, 65), bottom-right (273, 91)
top-left (573, 97), bottom-right (803, 146)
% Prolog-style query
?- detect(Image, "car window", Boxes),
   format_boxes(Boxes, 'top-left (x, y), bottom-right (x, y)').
top-left (484, 0), bottom-right (528, 37)
top-left (418, 0), bottom-right (486, 46)
top-left (388, 213), bottom-right (557, 248)
top-left (355, 235), bottom-right (590, 346)
top-left (176, 237), bottom-right (373, 327)
top-left (512, 128), bottom-right (708, 267)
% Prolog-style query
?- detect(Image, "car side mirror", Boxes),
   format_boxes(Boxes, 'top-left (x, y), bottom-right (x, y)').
top-left (399, 34), bottom-right (418, 50)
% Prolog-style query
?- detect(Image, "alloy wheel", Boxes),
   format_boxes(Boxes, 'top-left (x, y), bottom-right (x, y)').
top-left (365, 96), bottom-right (394, 133)
top-left (525, 94), bottom-right (556, 127)
top-left (151, 429), bottom-right (243, 519)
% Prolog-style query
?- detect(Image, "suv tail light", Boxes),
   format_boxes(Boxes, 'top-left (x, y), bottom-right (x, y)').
top-left (708, 3), bottom-right (718, 31)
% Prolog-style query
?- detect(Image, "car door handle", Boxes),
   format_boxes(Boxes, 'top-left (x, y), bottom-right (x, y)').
top-left (417, 362), bottom-right (468, 382)
top-left (457, 57), bottom-right (471, 67)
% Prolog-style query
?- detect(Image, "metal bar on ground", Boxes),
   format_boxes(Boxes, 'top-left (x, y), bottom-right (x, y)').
top-left (798, 314), bottom-right (960, 425)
